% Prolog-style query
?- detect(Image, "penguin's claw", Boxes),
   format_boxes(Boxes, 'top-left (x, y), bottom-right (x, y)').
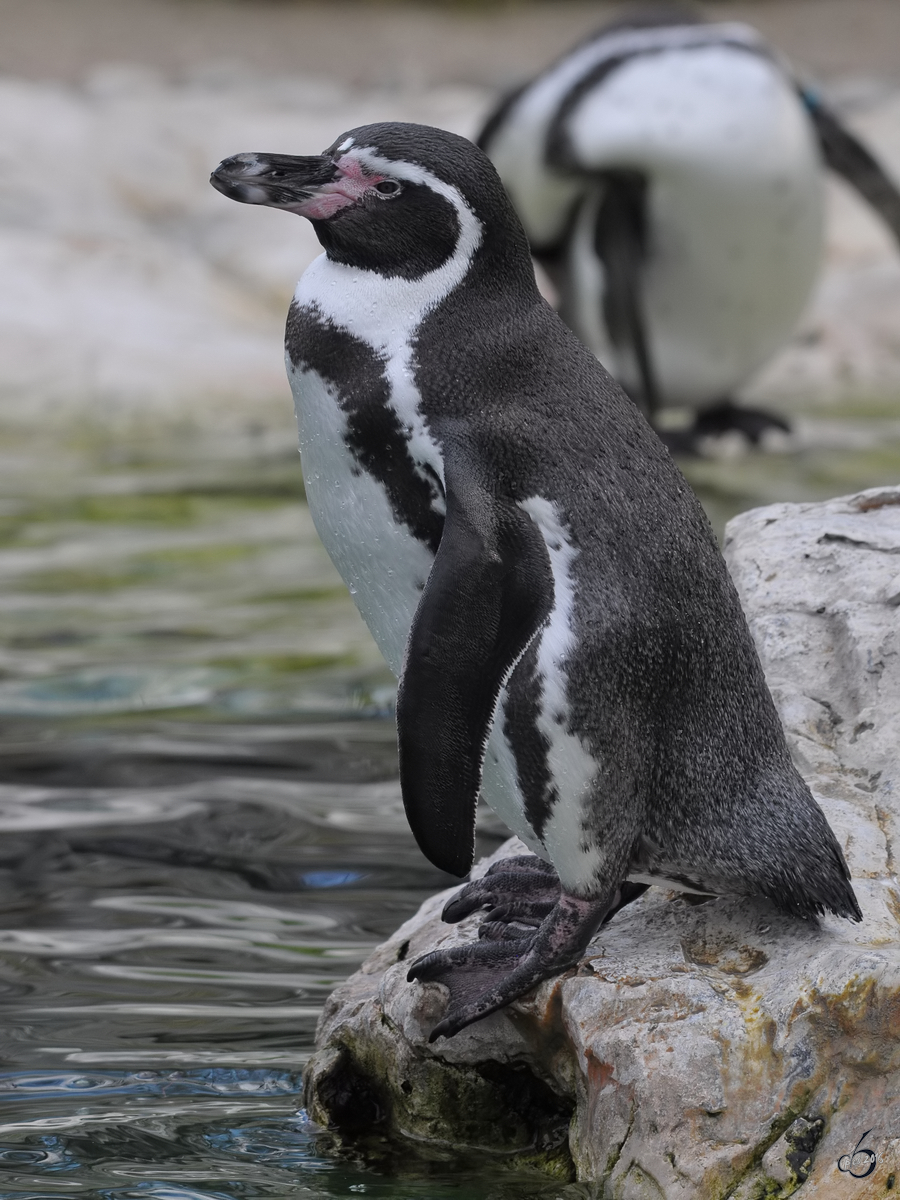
top-left (441, 854), bottom-right (560, 924)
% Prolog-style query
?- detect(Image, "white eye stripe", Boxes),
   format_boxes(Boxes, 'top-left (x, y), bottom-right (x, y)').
top-left (347, 146), bottom-right (482, 248)
top-left (350, 147), bottom-right (461, 199)
top-left (336, 137), bottom-right (355, 153)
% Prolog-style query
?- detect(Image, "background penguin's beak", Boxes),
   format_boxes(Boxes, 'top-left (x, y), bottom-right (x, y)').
top-left (209, 152), bottom-right (338, 211)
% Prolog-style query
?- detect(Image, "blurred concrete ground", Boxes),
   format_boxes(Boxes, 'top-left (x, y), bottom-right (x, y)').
top-left (0, 0), bottom-right (899, 431)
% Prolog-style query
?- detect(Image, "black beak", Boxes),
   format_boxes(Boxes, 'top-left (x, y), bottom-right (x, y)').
top-left (209, 152), bottom-right (337, 208)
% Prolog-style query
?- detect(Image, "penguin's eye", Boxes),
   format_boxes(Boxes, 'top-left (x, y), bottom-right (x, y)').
top-left (374, 179), bottom-right (402, 198)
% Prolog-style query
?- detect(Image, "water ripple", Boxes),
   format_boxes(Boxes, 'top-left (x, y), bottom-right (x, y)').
top-left (0, 1070), bottom-right (302, 1101)
top-left (0, 928), bottom-right (372, 962)
top-left (0, 787), bottom-right (205, 832)
top-left (91, 896), bottom-right (339, 933)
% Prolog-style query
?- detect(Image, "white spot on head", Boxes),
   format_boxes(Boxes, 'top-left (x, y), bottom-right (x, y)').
top-left (336, 137), bottom-right (355, 153)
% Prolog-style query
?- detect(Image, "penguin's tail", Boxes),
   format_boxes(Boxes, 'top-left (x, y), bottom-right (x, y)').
top-left (768, 845), bottom-right (863, 924)
top-left (747, 771), bottom-right (864, 924)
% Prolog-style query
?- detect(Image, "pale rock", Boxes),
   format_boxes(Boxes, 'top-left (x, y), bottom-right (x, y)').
top-left (0, 71), bottom-right (489, 429)
top-left (305, 485), bottom-right (900, 1199)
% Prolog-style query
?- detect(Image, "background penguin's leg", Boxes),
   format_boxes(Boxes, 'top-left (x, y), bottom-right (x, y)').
top-left (408, 879), bottom-right (638, 1041)
top-left (592, 170), bottom-right (662, 424)
top-left (801, 88), bottom-right (900, 249)
top-left (396, 438), bottom-right (554, 879)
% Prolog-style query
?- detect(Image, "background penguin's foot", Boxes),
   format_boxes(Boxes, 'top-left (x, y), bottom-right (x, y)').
top-left (660, 399), bottom-right (792, 456)
top-left (408, 868), bottom-right (649, 1040)
top-left (692, 399), bottom-right (791, 447)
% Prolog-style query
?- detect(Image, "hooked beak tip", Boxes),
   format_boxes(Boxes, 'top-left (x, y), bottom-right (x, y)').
top-left (208, 167), bottom-right (236, 197)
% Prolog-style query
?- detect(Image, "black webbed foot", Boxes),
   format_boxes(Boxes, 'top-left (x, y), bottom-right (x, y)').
top-left (407, 858), bottom-right (650, 1040)
top-left (660, 399), bottom-right (791, 456)
top-left (693, 400), bottom-right (790, 445)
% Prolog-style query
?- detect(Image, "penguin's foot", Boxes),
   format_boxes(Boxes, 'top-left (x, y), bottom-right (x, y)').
top-left (407, 858), bottom-right (649, 1040)
top-left (693, 400), bottom-right (790, 448)
top-left (661, 400), bottom-right (792, 456)
top-left (408, 888), bottom-right (608, 1041)
top-left (442, 854), bottom-right (560, 933)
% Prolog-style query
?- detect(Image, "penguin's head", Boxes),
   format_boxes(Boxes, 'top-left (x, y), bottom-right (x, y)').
top-left (211, 121), bottom-right (534, 283)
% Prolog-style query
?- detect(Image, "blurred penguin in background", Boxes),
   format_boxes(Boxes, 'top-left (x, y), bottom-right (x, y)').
top-left (478, 2), bottom-right (900, 453)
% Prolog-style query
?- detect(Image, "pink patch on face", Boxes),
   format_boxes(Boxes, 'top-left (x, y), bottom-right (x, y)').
top-left (296, 192), bottom-right (356, 219)
top-left (290, 152), bottom-right (388, 220)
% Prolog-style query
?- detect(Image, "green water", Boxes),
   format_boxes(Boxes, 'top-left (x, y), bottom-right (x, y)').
top-left (0, 406), bottom-right (898, 1198)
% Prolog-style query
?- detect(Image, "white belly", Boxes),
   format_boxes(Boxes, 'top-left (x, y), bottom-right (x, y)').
top-left (288, 361), bottom-right (433, 676)
top-left (566, 47), bottom-right (823, 404)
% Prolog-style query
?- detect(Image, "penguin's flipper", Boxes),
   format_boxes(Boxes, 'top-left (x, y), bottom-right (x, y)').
top-left (802, 88), bottom-right (900, 249)
top-left (396, 444), bottom-right (554, 879)
top-left (592, 172), bottom-right (662, 420)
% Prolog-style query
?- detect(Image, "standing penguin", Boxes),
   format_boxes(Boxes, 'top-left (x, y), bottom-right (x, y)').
top-left (210, 123), bottom-right (861, 1041)
top-left (479, 4), bottom-right (900, 449)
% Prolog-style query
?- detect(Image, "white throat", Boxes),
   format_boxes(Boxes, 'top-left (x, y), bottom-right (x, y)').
top-left (296, 148), bottom-right (483, 353)
top-left (293, 149), bottom-right (483, 493)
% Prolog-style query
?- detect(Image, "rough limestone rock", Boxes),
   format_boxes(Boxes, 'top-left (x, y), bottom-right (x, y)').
top-left (305, 485), bottom-right (900, 1199)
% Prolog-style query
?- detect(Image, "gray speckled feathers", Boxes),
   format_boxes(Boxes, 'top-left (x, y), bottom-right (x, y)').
top-left (211, 119), bottom-right (860, 1035)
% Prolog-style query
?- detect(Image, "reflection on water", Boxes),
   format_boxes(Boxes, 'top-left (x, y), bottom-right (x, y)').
top-left (0, 414), bottom-right (899, 1198)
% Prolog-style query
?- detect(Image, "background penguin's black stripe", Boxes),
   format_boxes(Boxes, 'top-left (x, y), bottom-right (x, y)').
top-left (476, 80), bottom-right (531, 154)
top-left (286, 304), bottom-right (444, 554)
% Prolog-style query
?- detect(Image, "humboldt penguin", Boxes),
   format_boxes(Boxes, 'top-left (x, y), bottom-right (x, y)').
top-left (210, 121), bottom-right (861, 1040)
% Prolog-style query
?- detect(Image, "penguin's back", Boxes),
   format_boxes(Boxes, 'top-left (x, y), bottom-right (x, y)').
top-left (412, 287), bottom-right (854, 919)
